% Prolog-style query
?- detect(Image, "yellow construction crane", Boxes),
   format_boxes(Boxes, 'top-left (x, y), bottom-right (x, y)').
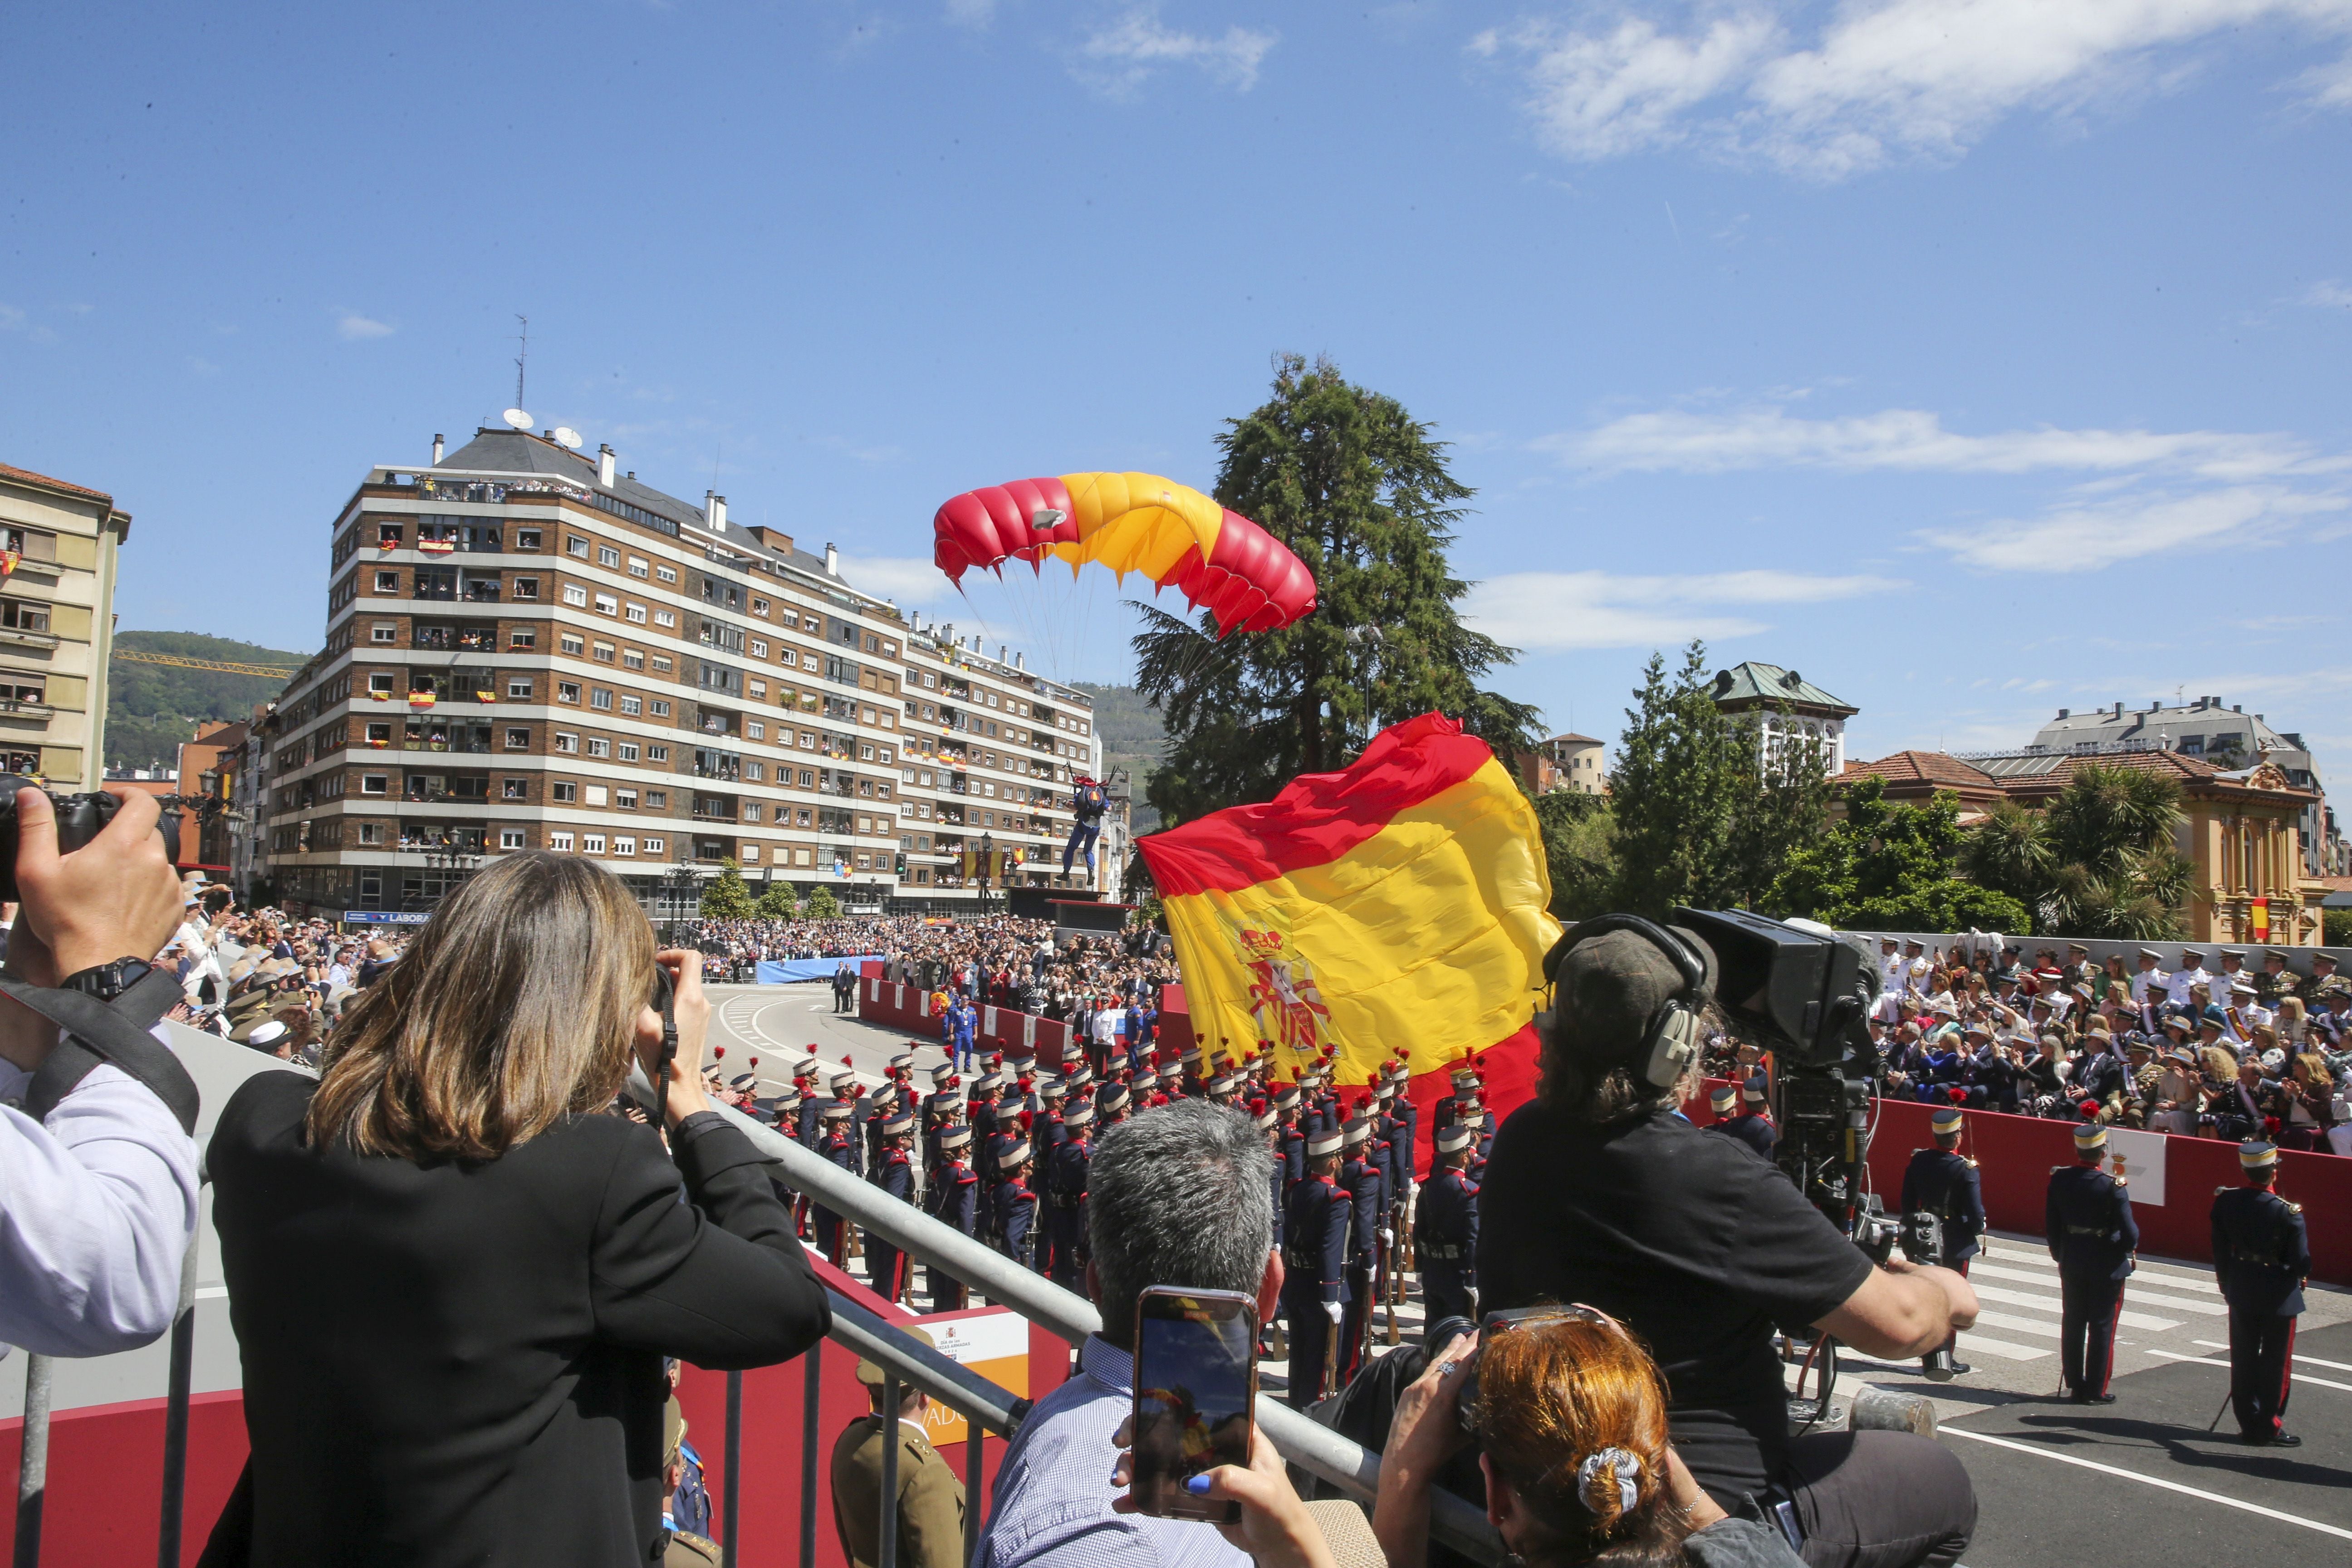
top-left (113, 649), bottom-right (302, 681)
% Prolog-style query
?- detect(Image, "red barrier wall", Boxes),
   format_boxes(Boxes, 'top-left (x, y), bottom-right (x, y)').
top-left (0, 1390), bottom-right (250, 1566)
top-left (856, 979), bottom-right (1075, 1072)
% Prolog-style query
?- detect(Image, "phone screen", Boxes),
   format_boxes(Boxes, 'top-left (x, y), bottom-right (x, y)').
top-left (1130, 1288), bottom-right (1256, 1523)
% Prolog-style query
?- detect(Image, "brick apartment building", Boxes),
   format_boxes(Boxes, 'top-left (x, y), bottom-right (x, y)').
top-left (258, 425), bottom-right (1103, 917)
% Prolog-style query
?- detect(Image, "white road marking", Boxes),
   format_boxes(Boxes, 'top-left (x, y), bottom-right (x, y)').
top-left (1966, 1284), bottom-right (2182, 1332)
top-left (2148, 1348), bottom-right (2352, 1393)
top-left (2195, 1339), bottom-right (2352, 1372)
top-left (1940, 1427), bottom-right (2352, 1541)
top-left (1969, 1261), bottom-right (2226, 1316)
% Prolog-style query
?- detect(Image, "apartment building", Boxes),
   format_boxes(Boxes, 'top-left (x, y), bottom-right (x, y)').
top-left (0, 461), bottom-right (132, 785)
top-left (259, 424), bottom-right (1103, 917)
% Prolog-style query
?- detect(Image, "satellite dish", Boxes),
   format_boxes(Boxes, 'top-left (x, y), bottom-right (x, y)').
top-left (552, 426), bottom-right (583, 450)
top-left (501, 408), bottom-right (534, 430)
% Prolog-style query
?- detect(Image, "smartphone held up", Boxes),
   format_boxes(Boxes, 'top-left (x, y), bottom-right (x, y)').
top-left (1129, 1287), bottom-right (1257, 1524)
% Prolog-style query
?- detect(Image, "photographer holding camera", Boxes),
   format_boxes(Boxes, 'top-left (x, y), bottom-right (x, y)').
top-left (0, 785), bottom-right (198, 1359)
top-left (1479, 917), bottom-right (1979, 1568)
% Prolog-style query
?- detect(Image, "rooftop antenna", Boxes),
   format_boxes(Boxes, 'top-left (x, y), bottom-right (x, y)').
top-left (514, 314), bottom-right (529, 407)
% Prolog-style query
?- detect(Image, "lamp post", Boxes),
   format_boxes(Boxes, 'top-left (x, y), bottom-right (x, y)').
top-left (661, 863), bottom-right (700, 948)
top-left (422, 837), bottom-right (480, 906)
top-left (978, 832), bottom-right (996, 916)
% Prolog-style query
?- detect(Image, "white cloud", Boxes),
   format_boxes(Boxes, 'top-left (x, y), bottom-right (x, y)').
top-left (337, 313), bottom-right (394, 341)
top-left (1554, 406), bottom-right (2332, 480)
top-left (1922, 485), bottom-right (2347, 572)
top-left (1476, 0), bottom-right (2352, 178)
top-left (2304, 279), bottom-right (2352, 307)
top-left (834, 554), bottom-right (953, 604)
top-left (1073, 5), bottom-right (1277, 95)
top-left (945, 0), bottom-right (998, 24)
top-left (0, 304), bottom-right (24, 332)
top-left (1464, 567), bottom-right (1904, 650)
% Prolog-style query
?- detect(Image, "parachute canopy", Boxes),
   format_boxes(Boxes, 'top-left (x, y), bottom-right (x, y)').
top-left (931, 471), bottom-right (1317, 637)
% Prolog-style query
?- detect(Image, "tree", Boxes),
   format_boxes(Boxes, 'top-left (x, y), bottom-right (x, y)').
top-left (1605, 642), bottom-right (1829, 918)
top-left (754, 882), bottom-right (799, 919)
top-left (1959, 765), bottom-right (2191, 938)
top-left (1770, 777), bottom-right (2029, 933)
top-left (802, 885), bottom-right (843, 920)
top-left (1533, 791), bottom-right (1619, 922)
top-left (698, 859), bottom-right (755, 920)
top-left (1136, 355), bottom-right (1539, 828)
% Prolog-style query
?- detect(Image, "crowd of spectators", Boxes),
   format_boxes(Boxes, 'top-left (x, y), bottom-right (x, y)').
top-left (137, 885), bottom-right (411, 1064)
top-left (1848, 937), bottom-right (2350, 1152)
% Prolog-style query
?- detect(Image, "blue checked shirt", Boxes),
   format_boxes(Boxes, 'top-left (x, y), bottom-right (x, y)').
top-left (978, 1336), bottom-right (1248, 1568)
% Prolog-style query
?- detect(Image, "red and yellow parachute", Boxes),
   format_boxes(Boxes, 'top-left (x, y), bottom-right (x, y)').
top-left (931, 472), bottom-right (1316, 637)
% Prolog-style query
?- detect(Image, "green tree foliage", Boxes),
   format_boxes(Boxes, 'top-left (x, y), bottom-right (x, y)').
top-left (754, 882), bottom-right (799, 919)
top-left (2325, 908), bottom-right (2352, 948)
top-left (1135, 355), bottom-right (1539, 828)
top-left (1771, 777), bottom-right (2030, 933)
top-left (1533, 791), bottom-right (1619, 921)
top-left (1959, 765), bottom-right (2190, 939)
top-left (801, 885), bottom-right (843, 920)
top-left (1605, 642), bottom-right (1832, 919)
top-left (699, 858), bottom-right (755, 920)
top-left (106, 631), bottom-right (308, 772)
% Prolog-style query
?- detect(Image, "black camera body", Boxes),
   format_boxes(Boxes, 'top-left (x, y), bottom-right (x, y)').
top-left (0, 778), bottom-right (197, 903)
top-left (1852, 1197), bottom-right (1944, 1268)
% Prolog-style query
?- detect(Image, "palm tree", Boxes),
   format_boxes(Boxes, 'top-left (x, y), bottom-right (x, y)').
top-left (1964, 765), bottom-right (2192, 938)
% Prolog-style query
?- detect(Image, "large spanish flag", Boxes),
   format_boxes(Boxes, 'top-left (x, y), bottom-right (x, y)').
top-left (1137, 713), bottom-right (1559, 1171)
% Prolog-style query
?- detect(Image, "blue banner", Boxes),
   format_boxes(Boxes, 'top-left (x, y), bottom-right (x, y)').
top-left (754, 956), bottom-right (886, 985)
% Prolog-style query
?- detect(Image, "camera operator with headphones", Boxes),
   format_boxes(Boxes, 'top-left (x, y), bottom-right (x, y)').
top-left (0, 786), bottom-right (199, 1357)
top-left (1479, 916), bottom-right (1980, 1568)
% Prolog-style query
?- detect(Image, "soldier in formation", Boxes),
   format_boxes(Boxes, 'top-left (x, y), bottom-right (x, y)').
top-left (2211, 1141), bottom-right (2310, 1447)
top-left (1900, 1104), bottom-right (1984, 1379)
top-left (2045, 1122), bottom-right (2137, 1403)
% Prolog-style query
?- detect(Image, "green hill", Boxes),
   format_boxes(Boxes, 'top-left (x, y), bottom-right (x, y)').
top-left (1073, 682), bottom-right (1166, 832)
top-left (105, 631), bottom-right (309, 772)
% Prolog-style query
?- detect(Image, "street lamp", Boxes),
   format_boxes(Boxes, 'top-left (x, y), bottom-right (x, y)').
top-left (422, 836), bottom-right (480, 906)
top-left (978, 831), bottom-right (996, 915)
top-left (660, 864), bottom-right (700, 947)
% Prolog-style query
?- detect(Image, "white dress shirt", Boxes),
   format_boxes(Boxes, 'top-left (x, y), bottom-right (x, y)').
top-left (2169, 967), bottom-right (2212, 1009)
top-left (0, 1039), bottom-right (201, 1357)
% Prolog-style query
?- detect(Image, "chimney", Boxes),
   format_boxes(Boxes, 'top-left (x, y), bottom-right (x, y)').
top-left (2115, 701), bottom-right (2125, 717)
top-left (431, 433), bottom-right (444, 464)
top-left (998, 645), bottom-right (1008, 664)
top-left (1014, 652), bottom-right (1025, 671)
top-left (598, 444), bottom-right (616, 486)
top-left (706, 492), bottom-right (727, 530)
top-left (2058, 709), bottom-right (2069, 720)
top-left (824, 542), bottom-right (840, 576)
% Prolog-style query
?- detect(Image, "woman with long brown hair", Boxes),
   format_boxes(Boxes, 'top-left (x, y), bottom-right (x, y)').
top-left (203, 852), bottom-right (829, 1566)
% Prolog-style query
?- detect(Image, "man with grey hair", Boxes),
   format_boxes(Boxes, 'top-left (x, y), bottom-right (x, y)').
top-left (979, 1099), bottom-right (1276, 1568)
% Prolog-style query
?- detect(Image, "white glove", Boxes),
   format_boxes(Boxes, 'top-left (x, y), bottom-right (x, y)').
top-left (1379, 1229), bottom-right (1394, 1246)
top-left (1322, 1301), bottom-right (1343, 1326)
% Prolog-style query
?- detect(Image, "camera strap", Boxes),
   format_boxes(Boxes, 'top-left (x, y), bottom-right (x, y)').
top-left (6, 967), bottom-right (200, 1135)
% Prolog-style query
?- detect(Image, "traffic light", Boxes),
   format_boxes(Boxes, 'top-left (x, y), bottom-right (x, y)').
top-left (894, 853), bottom-right (907, 876)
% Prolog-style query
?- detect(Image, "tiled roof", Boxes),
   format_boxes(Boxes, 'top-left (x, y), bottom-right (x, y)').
top-left (1842, 750), bottom-right (2000, 790)
top-left (1708, 661), bottom-right (1856, 715)
top-left (0, 461), bottom-right (113, 504)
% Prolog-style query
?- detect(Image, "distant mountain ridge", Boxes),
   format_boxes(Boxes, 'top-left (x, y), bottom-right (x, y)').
top-left (106, 630), bottom-right (309, 772)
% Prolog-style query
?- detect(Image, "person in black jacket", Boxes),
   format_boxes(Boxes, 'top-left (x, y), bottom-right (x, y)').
top-left (202, 852), bottom-right (831, 1568)
top-left (2045, 1122), bottom-right (2138, 1403)
top-left (1901, 1106), bottom-right (1985, 1378)
top-left (2211, 1141), bottom-right (2310, 1446)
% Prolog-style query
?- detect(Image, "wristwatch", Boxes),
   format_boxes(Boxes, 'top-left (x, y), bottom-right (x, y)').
top-left (59, 957), bottom-right (154, 1003)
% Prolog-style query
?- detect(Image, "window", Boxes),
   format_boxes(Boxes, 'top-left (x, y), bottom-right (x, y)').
top-left (620, 695), bottom-right (642, 716)
top-left (617, 789), bottom-right (638, 808)
top-left (594, 593), bottom-right (617, 615)
top-left (500, 828), bottom-right (525, 849)
top-left (502, 778), bottom-right (528, 800)
top-left (361, 774), bottom-right (388, 795)
top-left (748, 680), bottom-right (767, 699)
top-left (588, 736), bottom-right (611, 757)
top-left (515, 529), bottom-right (542, 551)
top-left (744, 804), bottom-right (763, 821)
top-left (559, 633), bottom-right (585, 656)
top-left (751, 597), bottom-right (770, 615)
top-left (744, 761), bottom-right (764, 782)
top-left (613, 836), bottom-right (636, 856)
top-left (558, 681), bottom-right (581, 704)
top-left (750, 638), bottom-right (768, 658)
top-left (591, 689), bottom-right (613, 711)
top-left (507, 678), bottom-right (532, 699)
top-left (503, 726), bottom-right (529, 749)
top-left (555, 731), bottom-right (579, 754)
top-left (644, 836), bottom-right (666, 854)
top-left (650, 701), bottom-right (671, 719)
top-left (647, 790), bottom-right (669, 809)
top-left (562, 584), bottom-right (588, 607)
top-left (652, 657), bottom-right (673, 675)
top-left (618, 740), bottom-right (640, 761)
top-left (794, 847), bottom-right (812, 867)
top-left (509, 627), bottom-right (536, 649)
top-left (861, 744), bottom-right (876, 762)
top-left (598, 546), bottom-right (620, 568)
top-left (628, 556), bottom-right (649, 578)
top-left (370, 622), bottom-right (397, 644)
top-left (654, 609), bottom-right (677, 629)
top-left (622, 648), bottom-right (645, 670)
top-left (586, 784), bottom-right (608, 806)
top-left (747, 720), bottom-right (765, 740)
top-left (513, 577), bottom-right (540, 600)
top-left (553, 782), bottom-right (578, 803)
top-left (593, 642), bottom-right (615, 663)
top-left (741, 845), bottom-right (760, 862)
top-left (550, 831), bottom-right (575, 851)
top-left (566, 536), bottom-right (590, 559)
top-left (373, 571), bottom-right (400, 594)
top-left (648, 745), bottom-right (670, 762)
top-left (625, 603), bottom-right (647, 624)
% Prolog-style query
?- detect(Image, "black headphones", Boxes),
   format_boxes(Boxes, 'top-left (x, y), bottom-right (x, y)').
top-left (1539, 914), bottom-right (1711, 1090)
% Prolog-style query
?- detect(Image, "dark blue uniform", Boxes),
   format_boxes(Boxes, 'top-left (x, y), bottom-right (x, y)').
top-left (866, 1147), bottom-right (914, 1304)
top-left (2046, 1162), bottom-right (2138, 1398)
top-left (924, 1154), bottom-right (980, 1310)
top-left (1710, 1111), bottom-right (1777, 1162)
top-left (1279, 1176), bottom-right (1352, 1409)
top-left (813, 1127), bottom-right (859, 1267)
top-left (1338, 1150), bottom-right (1387, 1381)
top-left (1415, 1166), bottom-right (1480, 1327)
top-left (994, 1176), bottom-right (1041, 1273)
top-left (1903, 1146), bottom-right (1984, 1367)
top-left (1047, 1133), bottom-right (1092, 1289)
top-left (2212, 1186), bottom-right (2310, 1441)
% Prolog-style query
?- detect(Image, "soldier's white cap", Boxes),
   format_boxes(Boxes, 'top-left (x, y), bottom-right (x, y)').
top-left (2220, 949), bottom-right (2246, 960)
top-left (2239, 1140), bottom-right (2279, 1169)
top-left (1255, 1107), bottom-right (1279, 1129)
top-left (1063, 1101), bottom-right (1095, 1127)
top-left (939, 1125), bottom-right (972, 1151)
top-left (1001, 1140), bottom-right (1032, 1166)
top-left (1930, 1106), bottom-right (1964, 1133)
top-left (1306, 1131), bottom-right (1343, 1158)
top-left (1343, 1117), bottom-right (1372, 1147)
top-left (822, 1103), bottom-right (853, 1122)
top-left (2073, 1122), bottom-right (2108, 1151)
top-left (880, 1113), bottom-right (914, 1137)
top-left (1710, 1084), bottom-right (1738, 1112)
top-left (1434, 1126), bottom-right (1475, 1155)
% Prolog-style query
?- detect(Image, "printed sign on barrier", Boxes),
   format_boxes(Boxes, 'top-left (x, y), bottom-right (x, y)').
top-left (2104, 1127), bottom-right (2168, 1206)
top-left (909, 1308), bottom-right (1029, 1447)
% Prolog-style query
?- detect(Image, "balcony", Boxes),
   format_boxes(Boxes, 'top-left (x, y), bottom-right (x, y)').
top-left (0, 697), bottom-right (53, 718)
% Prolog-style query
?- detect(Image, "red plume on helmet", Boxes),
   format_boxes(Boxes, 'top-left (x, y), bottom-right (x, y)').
top-left (713, 1046), bottom-right (725, 1059)
top-left (1946, 1086), bottom-right (1966, 1104)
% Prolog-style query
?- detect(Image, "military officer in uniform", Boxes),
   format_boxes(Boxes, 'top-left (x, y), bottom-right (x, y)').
top-left (924, 1124), bottom-right (980, 1312)
top-left (2045, 1122), bottom-right (2137, 1402)
top-left (1280, 1129), bottom-right (1351, 1410)
top-left (2212, 1141), bottom-right (2310, 1446)
top-left (1416, 1124), bottom-right (1480, 1328)
top-left (1338, 1116), bottom-right (1387, 1382)
top-left (660, 1402), bottom-right (722, 1568)
top-left (1046, 1099), bottom-right (1094, 1290)
top-left (993, 1139), bottom-right (1042, 1274)
top-left (814, 1102), bottom-right (860, 1269)
top-left (1901, 1105), bottom-right (1985, 1379)
top-left (866, 1112), bottom-right (917, 1306)
top-left (831, 1329), bottom-right (967, 1568)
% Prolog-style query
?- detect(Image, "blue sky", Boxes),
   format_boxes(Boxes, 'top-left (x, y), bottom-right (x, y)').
top-left (5, 1), bottom-right (2348, 776)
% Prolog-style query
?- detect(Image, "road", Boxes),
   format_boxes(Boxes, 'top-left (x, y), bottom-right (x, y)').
top-left (714, 982), bottom-right (2352, 1566)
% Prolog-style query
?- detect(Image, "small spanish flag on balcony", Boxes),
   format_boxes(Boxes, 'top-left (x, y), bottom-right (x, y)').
top-left (378, 538), bottom-right (399, 552)
top-left (367, 737), bottom-right (388, 748)
top-left (0, 550), bottom-right (19, 577)
top-left (369, 690), bottom-right (392, 701)
top-left (1137, 713), bottom-right (1558, 1176)
top-left (419, 537), bottom-right (455, 555)
top-left (475, 690), bottom-right (497, 703)
top-left (407, 691), bottom-right (437, 709)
